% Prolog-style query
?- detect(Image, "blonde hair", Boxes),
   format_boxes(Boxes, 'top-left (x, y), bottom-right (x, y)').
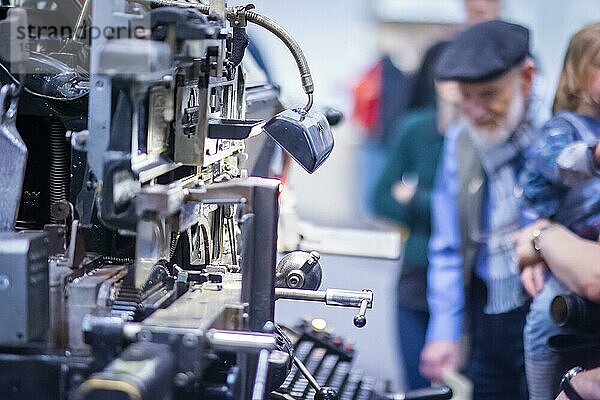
top-left (553, 23), bottom-right (600, 114)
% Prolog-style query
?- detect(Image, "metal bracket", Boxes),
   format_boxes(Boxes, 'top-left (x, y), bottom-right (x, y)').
top-left (227, 4), bottom-right (255, 28)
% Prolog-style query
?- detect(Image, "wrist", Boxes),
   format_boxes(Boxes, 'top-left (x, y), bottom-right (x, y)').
top-left (531, 225), bottom-right (550, 258)
top-left (531, 223), bottom-right (561, 258)
top-left (561, 366), bottom-right (585, 400)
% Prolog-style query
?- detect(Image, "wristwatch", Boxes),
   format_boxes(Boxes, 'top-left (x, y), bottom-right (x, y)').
top-left (560, 366), bottom-right (585, 400)
top-left (531, 228), bottom-right (545, 253)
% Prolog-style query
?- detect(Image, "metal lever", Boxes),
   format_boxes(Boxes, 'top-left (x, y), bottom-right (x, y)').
top-left (275, 288), bottom-right (373, 328)
top-left (353, 296), bottom-right (369, 328)
top-left (251, 349), bottom-right (270, 400)
top-left (293, 356), bottom-right (338, 400)
top-left (386, 386), bottom-right (453, 400)
top-left (122, 326), bottom-right (277, 354)
top-left (206, 329), bottom-right (276, 353)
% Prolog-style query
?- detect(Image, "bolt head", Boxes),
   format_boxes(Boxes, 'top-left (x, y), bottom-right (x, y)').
top-left (0, 275), bottom-right (10, 291)
top-left (182, 333), bottom-right (198, 348)
top-left (174, 372), bottom-right (189, 387)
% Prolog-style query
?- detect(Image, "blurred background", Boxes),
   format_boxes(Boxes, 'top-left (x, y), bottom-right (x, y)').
top-left (246, 0), bottom-right (600, 393)
top-left (248, 0), bottom-right (600, 229)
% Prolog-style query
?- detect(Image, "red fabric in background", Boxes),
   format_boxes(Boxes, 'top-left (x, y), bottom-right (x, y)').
top-left (352, 60), bottom-right (383, 136)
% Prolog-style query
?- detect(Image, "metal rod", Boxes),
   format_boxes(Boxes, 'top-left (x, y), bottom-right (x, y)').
top-left (275, 288), bottom-right (326, 302)
top-left (252, 349), bottom-right (270, 400)
top-left (275, 288), bottom-right (373, 309)
top-left (207, 329), bottom-right (276, 353)
top-left (73, 0), bottom-right (92, 43)
top-left (386, 395), bottom-right (405, 400)
top-left (358, 298), bottom-right (368, 316)
top-left (122, 322), bottom-right (141, 341)
top-left (183, 187), bottom-right (247, 205)
top-left (293, 356), bottom-right (321, 392)
top-left (325, 288), bottom-right (373, 308)
top-left (199, 198), bottom-right (247, 205)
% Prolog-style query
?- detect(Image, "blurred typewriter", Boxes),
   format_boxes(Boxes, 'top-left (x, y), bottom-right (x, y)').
top-left (0, 1), bottom-right (451, 399)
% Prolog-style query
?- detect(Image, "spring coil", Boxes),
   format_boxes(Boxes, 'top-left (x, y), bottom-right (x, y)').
top-left (170, 232), bottom-right (180, 259)
top-left (48, 119), bottom-right (69, 223)
top-left (102, 256), bottom-right (135, 265)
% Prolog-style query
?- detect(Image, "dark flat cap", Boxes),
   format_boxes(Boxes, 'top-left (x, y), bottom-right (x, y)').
top-left (435, 20), bottom-right (530, 82)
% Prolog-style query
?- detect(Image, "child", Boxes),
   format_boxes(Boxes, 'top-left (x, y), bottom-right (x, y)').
top-left (519, 23), bottom-right (600, 400)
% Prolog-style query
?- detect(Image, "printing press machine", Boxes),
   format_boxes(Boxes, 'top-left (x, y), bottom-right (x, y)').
top-left (0, 1), bottom-right (452, 399)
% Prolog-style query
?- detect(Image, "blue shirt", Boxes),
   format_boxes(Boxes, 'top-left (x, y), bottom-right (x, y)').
top-left (426, 86), bottom-right (550, 343)
top-left (426, 123), bottom-right (467, 342)
top-left (521, 112), bottom-right (600, 240)
top-left (425, 123), bottom-right (528, 342)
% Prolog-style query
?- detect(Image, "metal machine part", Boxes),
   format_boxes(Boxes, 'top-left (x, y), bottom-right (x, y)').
top-left (136, 0), bottom-right (333, 174)
top-left (275, 288), bottom-right (374, 328)
top-left (262, 108), bottom-right (334, 174)
top-left (0, 231), bottom-right (49, 345)
top-left (292, 356), bottom-right (338, 400)
top-left (385, 388), bottom-right (453, 400)
top-left (273, 321), bottom-right (453, 400)
top-left (67, 264), bottom-right (129, 354)
top-left (0, 84), bottom-right (27, 231)
top-left (138, 0), bottom-right (314, 111)
top-left (276, 251), bottom-right (323, 291)
top-left (49, 118), bottom-right (70, 223)
top-left (75, 341), bottom-right (175, 400)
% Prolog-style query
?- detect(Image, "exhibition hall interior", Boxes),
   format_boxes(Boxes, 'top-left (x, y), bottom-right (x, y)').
top-left (0, 1), bottom-right (598, 399)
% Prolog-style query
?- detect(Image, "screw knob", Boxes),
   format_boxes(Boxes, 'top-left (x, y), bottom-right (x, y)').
top-left (315, 387), bottom-right (338, 400)
top-left (353, 314), bottom-right (366, 328)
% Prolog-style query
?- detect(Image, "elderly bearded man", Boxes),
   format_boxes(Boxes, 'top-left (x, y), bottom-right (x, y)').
top-left (419, 20), bottom-right (549, 400)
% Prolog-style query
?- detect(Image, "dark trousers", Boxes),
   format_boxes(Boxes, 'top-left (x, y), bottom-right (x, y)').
top-left (465, 279), bottom-right (529, 400)
top-left (396, 268), bottom-right (430, 390)
top-left (397, 305), bottom-right (430, 390)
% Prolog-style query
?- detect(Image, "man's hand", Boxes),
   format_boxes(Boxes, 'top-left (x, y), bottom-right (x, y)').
top-left (556, 391), bottom-right (570, 400)
top-left (392, 181), bottom-right (417, 204)
top-left (520, 263), bottom-right (546, 297)
top-left (420, 341), bottom-right (461, 382)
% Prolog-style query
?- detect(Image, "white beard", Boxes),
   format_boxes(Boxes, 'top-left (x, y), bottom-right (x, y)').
top-left (467, 89), bottom-right (526, 150)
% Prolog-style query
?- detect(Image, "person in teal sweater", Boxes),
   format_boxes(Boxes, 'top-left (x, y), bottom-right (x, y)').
top-left (371, 80), bottom-right (461, 390)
